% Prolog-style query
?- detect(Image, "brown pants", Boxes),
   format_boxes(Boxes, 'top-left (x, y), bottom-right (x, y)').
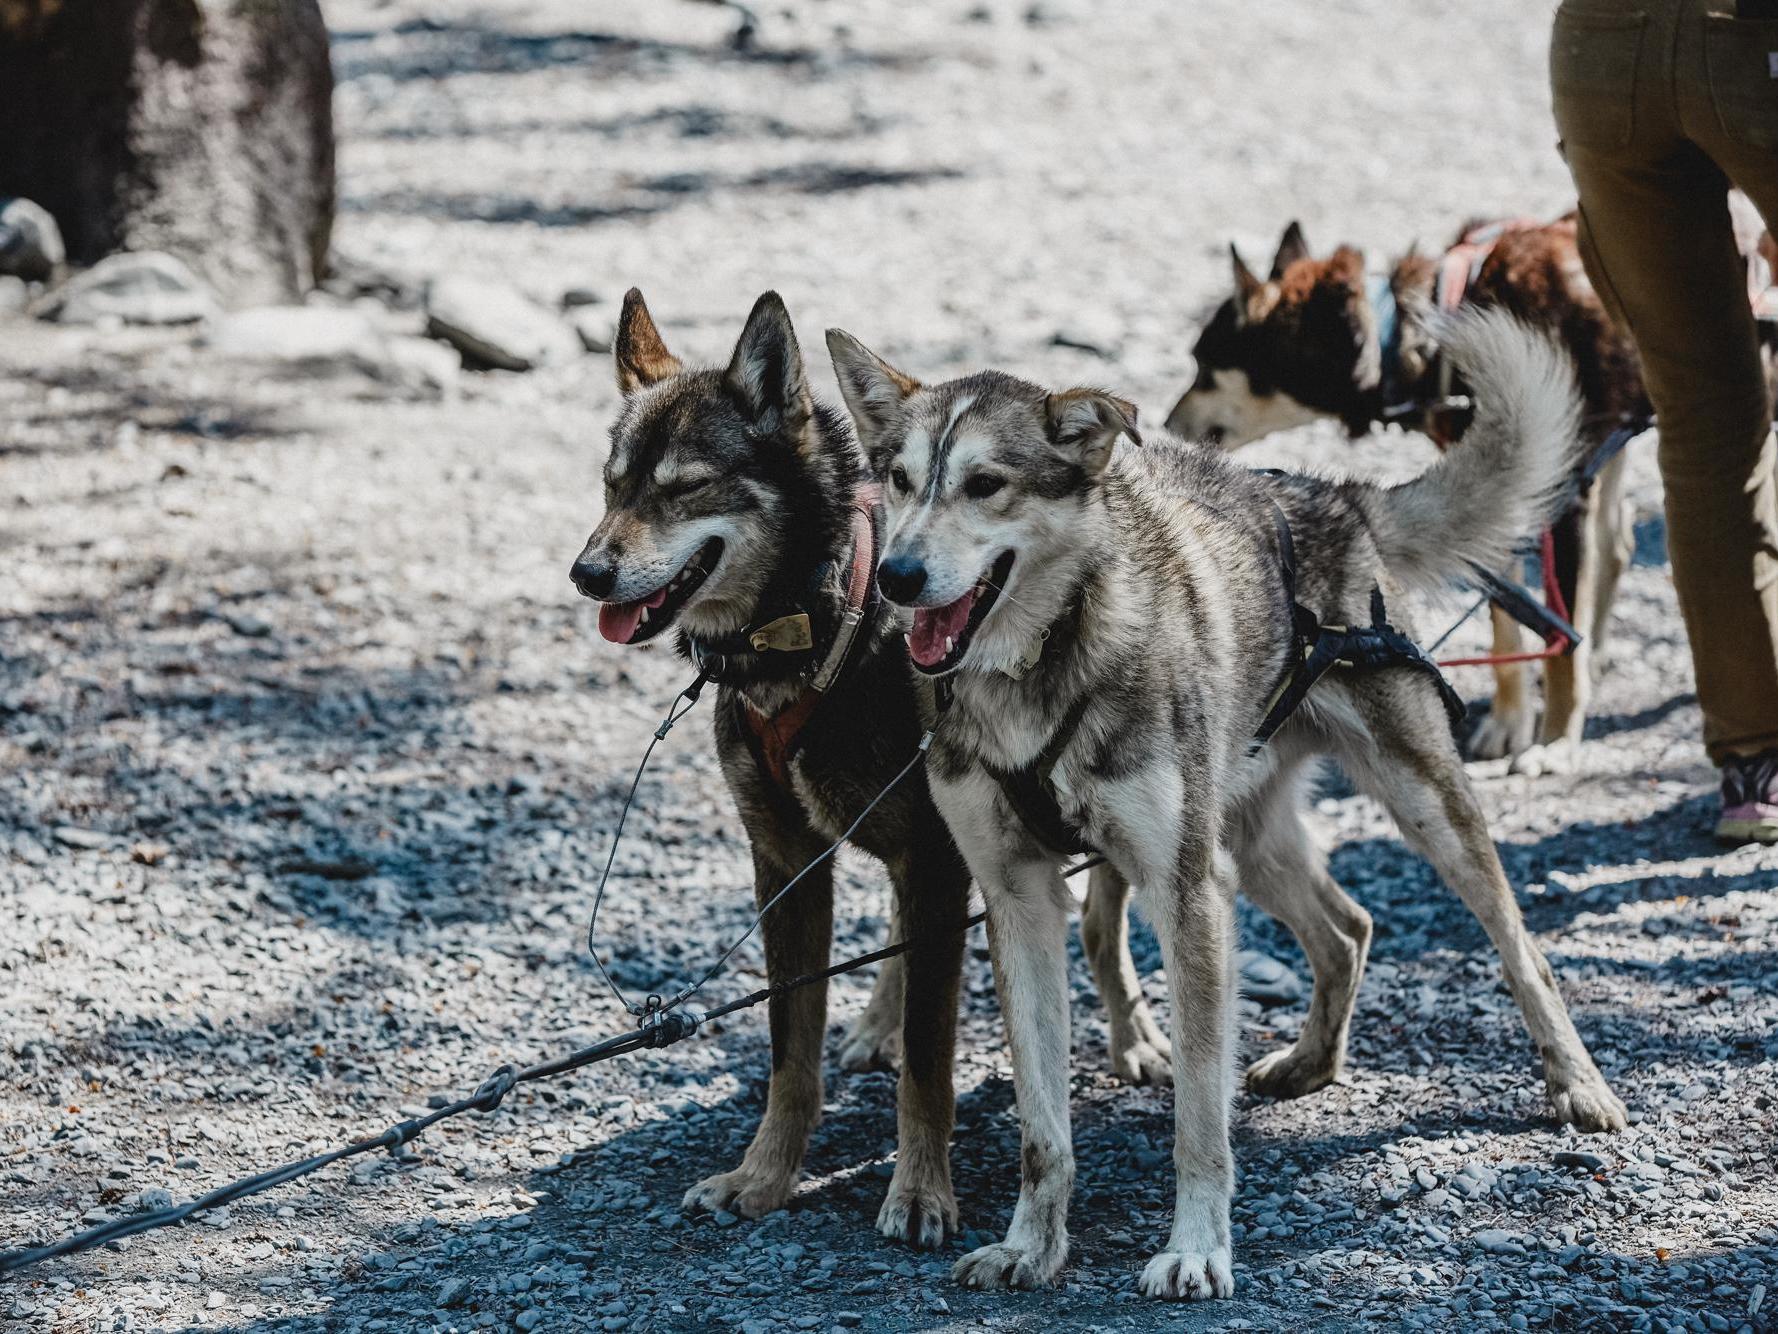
top-left (1552, 0), bottom-right (1778, 761)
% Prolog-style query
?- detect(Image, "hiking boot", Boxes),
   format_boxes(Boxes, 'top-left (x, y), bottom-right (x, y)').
top-left (1716, 749), bottom-right (1778, 845)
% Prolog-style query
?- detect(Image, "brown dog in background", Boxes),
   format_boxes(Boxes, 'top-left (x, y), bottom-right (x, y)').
top-left (1166, 215), bottom-right (1647, 773)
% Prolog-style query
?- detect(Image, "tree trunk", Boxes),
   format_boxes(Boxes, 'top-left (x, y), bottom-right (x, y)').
top-left (0, 0), bottom-right (335, 307)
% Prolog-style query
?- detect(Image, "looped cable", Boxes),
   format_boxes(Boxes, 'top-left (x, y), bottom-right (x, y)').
top-left (470, 1064), bottom-right (518, 1113)
top-left (584, 673), bottom-right (710, 1016)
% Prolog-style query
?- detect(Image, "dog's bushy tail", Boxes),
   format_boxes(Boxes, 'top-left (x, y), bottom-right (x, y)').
top-left (1360, 307), bottom-right (1583, 594)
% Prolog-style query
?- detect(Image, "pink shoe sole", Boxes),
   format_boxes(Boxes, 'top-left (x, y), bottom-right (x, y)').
top-left (1715, 801), bottom-right (1778, 845)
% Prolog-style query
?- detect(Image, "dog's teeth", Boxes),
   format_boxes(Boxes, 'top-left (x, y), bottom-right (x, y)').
top-left (639, 607), bottom-right (650, 624)
top-left (904, 633), bottom-right (912, 646)
top-left (945, 635), bottom-right (954, 653)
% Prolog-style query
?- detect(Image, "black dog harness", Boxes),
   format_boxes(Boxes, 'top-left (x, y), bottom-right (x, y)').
top-left (966, 501), bottom-right (1465, 857)
top-left (1250, 504), bottom-right (1466, 753)
top-left (689, 483), bottom-right (884, 789)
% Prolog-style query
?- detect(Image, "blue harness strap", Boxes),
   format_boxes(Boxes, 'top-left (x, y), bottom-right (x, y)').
top-left (1366, 271), bottom-right (1402, 407)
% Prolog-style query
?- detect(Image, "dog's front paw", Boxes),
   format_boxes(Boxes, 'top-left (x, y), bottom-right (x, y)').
top-left (876, 1174), bottom-right (957, 1251)
top-left (683, 1164), bottom-right (797, 1219)
top-left (1549, 1075), bottom-right (1628, 1134)
top-left (1511, 738), bottom-right (1577, 778)
top-left (1110, 1031), bottom-right (1173, 1086)
top-left (837, 1019), bottom-right (902, 1073)
top-left (1245, 1044), bottom-right (1338, 1100)
top-left (951, 1240), bottom-right (1064, 1290)
top-left (1138, 1246), bottom-right (1234, 1301)
top-left (1469, 706), bottom-right (1536, 762)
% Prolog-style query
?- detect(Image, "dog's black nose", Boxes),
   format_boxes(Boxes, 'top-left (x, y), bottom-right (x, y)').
top-left (876, 555), bottom-right (926, 603)
top-left (571, 556), bottom-right (617, 599)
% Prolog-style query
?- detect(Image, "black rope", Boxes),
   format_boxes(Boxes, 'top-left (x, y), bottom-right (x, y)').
top-left (3, 652), bottom-right (1107, 1277)
top-left (0, 852), bottom-right (1104, 1277)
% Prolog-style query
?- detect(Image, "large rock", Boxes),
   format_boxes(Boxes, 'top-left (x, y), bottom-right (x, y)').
top-left (206, 305), bottom-right (381, 361)
top-left (205, 305), bottom-right (459, 396)
top-left (40, 251), bottom-right (217, 326)
top-left (425, 277), bottom-right (580, 371)
top-left (0, 196), bottom-right (63, 280)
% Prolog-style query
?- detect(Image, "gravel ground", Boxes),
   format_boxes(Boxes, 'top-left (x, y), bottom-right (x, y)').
top-left (4, 2), bottom-right (1776, 1331)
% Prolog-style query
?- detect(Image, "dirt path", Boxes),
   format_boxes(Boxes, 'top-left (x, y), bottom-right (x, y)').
top-left (3, 3), bottom-right (1775, 1331)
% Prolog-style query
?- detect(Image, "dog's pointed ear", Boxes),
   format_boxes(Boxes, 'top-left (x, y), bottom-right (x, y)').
top-left (615, 288), bottom-right (683, 394)
top-left (1230, 243), bottom-right (1263, 323)
top-left (1270, 221), bottom-right (1310, 279)
top-left (826, 328), bottom-right (919, 450)
top-left (725, 291), bottom-right (812, 438)
top-left (1045, 388), bottom-right (1139, 476)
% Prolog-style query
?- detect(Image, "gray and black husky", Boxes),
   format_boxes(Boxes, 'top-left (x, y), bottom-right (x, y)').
top-left (569, 290), bottom-right (1169, 1247)
top-left (827, 308), bottom-right (1627, 1299)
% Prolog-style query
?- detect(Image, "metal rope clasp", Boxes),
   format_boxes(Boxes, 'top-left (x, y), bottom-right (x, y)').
top-left (635, 995), bottom-right (701, 1048)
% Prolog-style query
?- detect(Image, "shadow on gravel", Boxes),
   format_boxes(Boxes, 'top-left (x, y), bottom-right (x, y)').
top-left (363, 104), bottom-right (893, 146)
top-left (1584, 688), bottom-right (1698, 741)
top-left (0, 362), bottom-right (306, 459)
top-left (343, 163), bottom-right (965, 229)
top-left (330, 20), bottom-right (933, 87)
top-left (1632, 511), bottom-right (1669, 568)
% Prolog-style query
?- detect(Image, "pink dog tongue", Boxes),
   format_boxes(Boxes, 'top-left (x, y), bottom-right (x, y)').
top-left (909, 590), bottom-right (976, 667)
top-left (598, 601), bottom-right (645, 644)
top-left (596, 583), bottom-right (674, 644)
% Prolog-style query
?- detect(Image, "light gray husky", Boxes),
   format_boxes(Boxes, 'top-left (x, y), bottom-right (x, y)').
top-left (826, 308), bottom-right (1627, 1300)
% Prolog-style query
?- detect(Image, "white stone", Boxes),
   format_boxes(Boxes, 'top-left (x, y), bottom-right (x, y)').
top-left (424, 276), bottom-right (580, 371)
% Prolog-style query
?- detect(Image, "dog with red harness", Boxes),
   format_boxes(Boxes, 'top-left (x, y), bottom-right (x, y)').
top-left (1166, 215), bottom-right (1649, 772)
top-left (569, 289), bottom-right (1181, 1249)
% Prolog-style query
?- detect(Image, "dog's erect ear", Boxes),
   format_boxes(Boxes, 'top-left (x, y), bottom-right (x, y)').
top-left (1045, 388), bottom-right (1139, 476)
top-left (615, 288), bottom-right (683, 394)
top-left (1230, 243), bottom-right (1263, 323)
top-left (1271, 221), bottom-right (1310, 279)
top-left (826, 328), bottom-right (920, 450)
top-left (725, 291), bottom-right (812, 438)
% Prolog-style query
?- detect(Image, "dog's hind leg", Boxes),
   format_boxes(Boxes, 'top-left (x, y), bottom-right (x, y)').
top-left (1468, 605), bottom-right (1537, 761)
top-left (1528, 506), bottom-right (1592, 774)
top-left (1082, 864), bottom-right (1171, 1086)
top-left (875, 847), bottom-right (967, 1250)
top-left (1584, 449), bottom-right (1634, 670)
top-left (839, 899), bottom-right (905, 1073)
top-left (683, 838), bottom-right (834, 1219)
top-left (1342, 683), bottom-right (1628, 1133)
top-left (1234, 772), bottom-right (1372, 1100)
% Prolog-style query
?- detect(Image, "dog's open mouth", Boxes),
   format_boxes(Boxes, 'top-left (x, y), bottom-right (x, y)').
top-left (907, 551), bottom-right (1014, 675)
top-left (594, 538), bottom-right (724, 645)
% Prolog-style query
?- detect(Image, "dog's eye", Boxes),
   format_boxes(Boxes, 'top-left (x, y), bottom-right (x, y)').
top-left (963, 473), bottom-right (1004, 500)
top-left (889, 464), bottom-right (912, 494)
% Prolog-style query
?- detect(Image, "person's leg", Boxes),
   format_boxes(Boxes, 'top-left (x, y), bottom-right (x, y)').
top-left (1561, 141), bottom-right (1778, 763)
top-left (1674, 2), bottom-right (1778, 832)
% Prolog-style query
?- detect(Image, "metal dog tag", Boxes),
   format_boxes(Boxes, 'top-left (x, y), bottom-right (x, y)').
top-left (1002, 626), bottom-right (1050, 680)
top-left (750, 613), bottom-right (814, 653)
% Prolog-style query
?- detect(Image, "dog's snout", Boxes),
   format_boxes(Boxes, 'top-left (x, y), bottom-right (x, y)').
top-left (571, 554), bottom-right (617, 599)
top-left (876, 554), bottom-right (927, 604)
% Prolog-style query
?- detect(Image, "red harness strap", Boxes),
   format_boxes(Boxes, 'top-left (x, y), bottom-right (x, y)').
top-left (742, 484), bottom-right (880, 788)
top-left (1436, 528), bottom-right (1575, 669)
